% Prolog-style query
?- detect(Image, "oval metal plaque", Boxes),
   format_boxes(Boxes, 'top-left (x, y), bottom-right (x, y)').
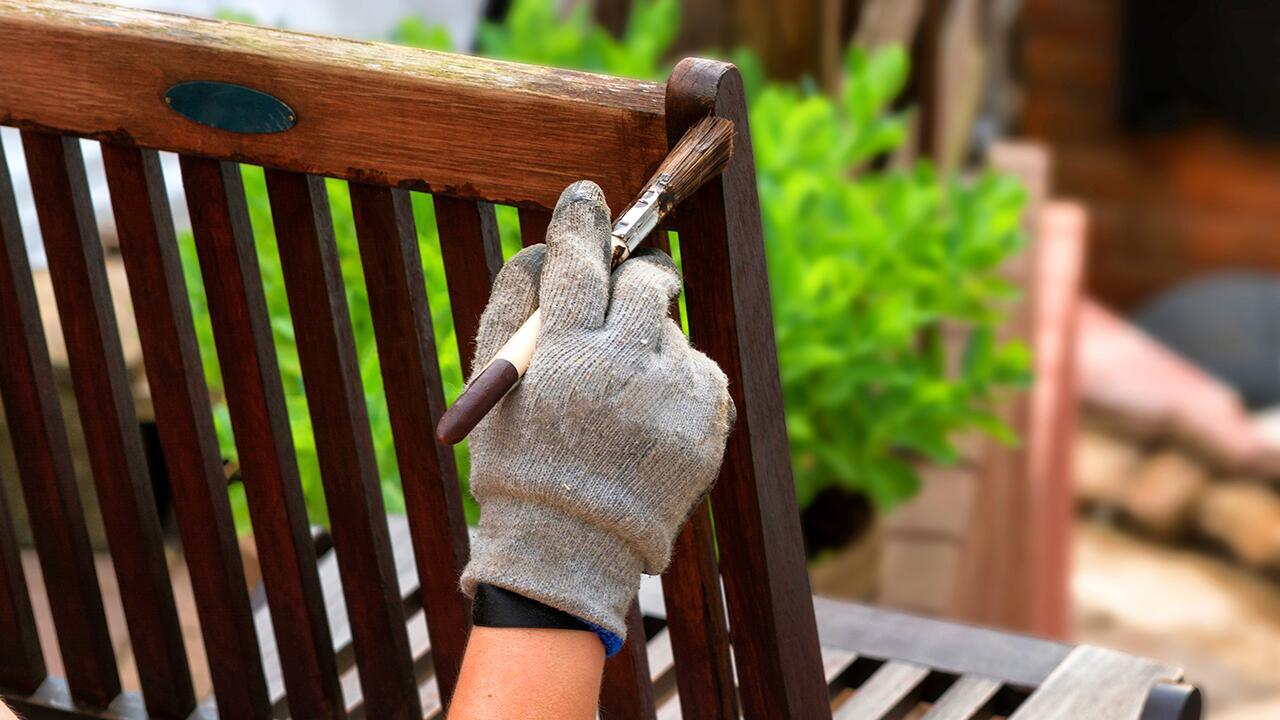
top-left (164, 81), bottom-right (296, 134)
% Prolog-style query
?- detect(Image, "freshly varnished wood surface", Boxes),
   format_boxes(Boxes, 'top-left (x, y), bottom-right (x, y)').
top-left (0, 0), bottom-right (669, 211)
top-left (180, 156), bottom-right (344, 719)
top-left (0, 466), bottom-right (44, 693)
top-left (23, 130), bottom-right (195, 719)
top-left (600, 603), bottom-right (658, 720)
top-left (0, 138), bottom-right (119, 708)
top-left (103, 144), bottom-right (271, 718)
top-left (668, 58), bottom-right (831, 719)
top-left (433, 196), bottom-right (502, 379)
top-left (351, 182), bottom-right (471, 706)
top-left (264, 169), bottom-right (420, 720)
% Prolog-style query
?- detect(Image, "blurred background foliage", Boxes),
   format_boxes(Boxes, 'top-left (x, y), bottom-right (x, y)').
top-left (192, 0), bottom-right (1028, 531)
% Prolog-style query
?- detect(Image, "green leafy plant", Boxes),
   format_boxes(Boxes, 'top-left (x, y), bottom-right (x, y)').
top-left (194, 0), bottom-right (1026, 533)
top-left (750, 48), bottom-right (1029, 508)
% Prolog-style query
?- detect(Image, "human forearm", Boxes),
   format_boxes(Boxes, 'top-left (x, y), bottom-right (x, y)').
top-left (450, 626), bottom-right (603, 720)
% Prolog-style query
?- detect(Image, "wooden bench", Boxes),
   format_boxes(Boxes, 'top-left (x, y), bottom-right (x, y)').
top-left (0, 2), bottom-right (1200, 718)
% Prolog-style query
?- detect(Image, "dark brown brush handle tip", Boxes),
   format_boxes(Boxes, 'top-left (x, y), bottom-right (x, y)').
top-left (436, 359), bottom-right (521, 444)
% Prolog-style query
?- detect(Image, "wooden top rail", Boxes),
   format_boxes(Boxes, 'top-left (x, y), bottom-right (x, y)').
top-left (0, 0), bottom-right (670, 210)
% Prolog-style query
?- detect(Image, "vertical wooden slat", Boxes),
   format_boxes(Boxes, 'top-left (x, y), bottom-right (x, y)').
top-left (660, 505), bottom-right (738, 720)
top-left (0, 135), bottom-right (118, 708)
top-left (179, 156), bottom-right (344, 719)
top-left (517, 207), bottom-right (552, 248)
top-left (600, 602), bottom-right (657, 720)
top-left (0, 468), bottom-right (45, 693)
top-left (0, 139), bottom-right (48, 695)
top-left (432, 196), bottom-right (502, 378)
top-left (665, 60), bottom-right (831, 719)
top-left (350, 183), bottom-right (471, 705)
top-left (21, 130), bottom-right (194, 718)
top-left (650, 195), bottom-right (736, 720)
top-left (102, 144), bottom-right (270, 717)
top-left (262, 169), bottom-right (419, 720)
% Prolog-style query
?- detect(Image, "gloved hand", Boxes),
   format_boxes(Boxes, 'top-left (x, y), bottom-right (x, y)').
top-left (459, 181), bottom-right (736, 645)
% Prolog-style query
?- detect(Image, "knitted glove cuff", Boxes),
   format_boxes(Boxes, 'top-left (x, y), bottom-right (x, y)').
top-left (460, 495), bottom-right (645, 640)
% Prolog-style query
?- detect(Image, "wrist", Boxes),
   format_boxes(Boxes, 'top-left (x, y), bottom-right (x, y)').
top-left (461, 495), bottom-right (644, 641)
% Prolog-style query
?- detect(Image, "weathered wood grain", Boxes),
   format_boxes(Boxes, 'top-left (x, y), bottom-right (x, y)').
top-left (23, 130), bottom-right (194, 718)
top-left (0, 136), bottom-right (119, 709)
top-left (922, 675), bottom-right (1001, 720)
top-left (350, 182), bottom-right (471, 706)
top-left (1010, 646), bottom-right (1181, 720)
top-left (180, 156), bottom-right (344, 719)
top-left (814, 597), bottom-right (1071, 690)
top-left (832, 661), bottom-right (930, 719)
top-left (0, 0), bottom-right (668, 211)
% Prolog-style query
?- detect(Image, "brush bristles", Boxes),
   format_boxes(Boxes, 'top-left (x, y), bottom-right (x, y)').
top-left (655, 116), bottom-right (735, 208)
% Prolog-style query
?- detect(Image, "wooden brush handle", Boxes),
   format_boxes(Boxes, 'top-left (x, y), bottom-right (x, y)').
top-left (435, 117), bottom-right (734, 445)
top-left (436, 309), bottom-right (542, 444)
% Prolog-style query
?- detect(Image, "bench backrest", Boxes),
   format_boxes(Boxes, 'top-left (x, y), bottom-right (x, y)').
top-left (0, 1), bottom-right (829, 718)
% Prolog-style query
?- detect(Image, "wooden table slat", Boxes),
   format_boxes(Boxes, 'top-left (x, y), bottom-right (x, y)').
top-left (103, 142), bottom-right (270, 717)
top-left (922, 675), bottom-right (1002, 720)
top-left (833, 660), bottom-right (930, 720)
top-left (1009, 646), bottom-right (1181, 720)
top-left (814, 596), bottom-right (1071, 690)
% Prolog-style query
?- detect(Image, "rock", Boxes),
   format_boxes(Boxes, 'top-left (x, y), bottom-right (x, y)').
top-left (1196, 482), bottom-right (1280, 569)
top-left (1122, 450), bottom-right (1209, 539)
top-left (1075, 429), bottom-right (1142, 507)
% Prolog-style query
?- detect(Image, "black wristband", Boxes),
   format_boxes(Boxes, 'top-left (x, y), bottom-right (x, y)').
top-left (472, 584), bottom-right (594, 633)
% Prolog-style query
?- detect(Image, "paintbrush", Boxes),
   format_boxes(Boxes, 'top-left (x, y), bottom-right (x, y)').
top-left (435, 116), bottom-right (735, 445)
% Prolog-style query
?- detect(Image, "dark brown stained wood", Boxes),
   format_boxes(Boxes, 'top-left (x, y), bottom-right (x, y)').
top-left (599, 602), bottom-right (657, 720)
top-left (101, 143), bottom-right (270, 718)
top-left (0, 136), bottom-right (118, 708)
top-left (432, 196), bottom-right (502, 379)
top-left (0, 143), bottom-right (47, 695)
top-left (1, 679), bottom-right (182, 720)
top-left (263, 168), bottom-right (419, 720)
top-left (179, 155), bottom-right (344, 719)
top-left (646, 132), bottom-right (736, 720)
top-left (0, 0), bottom-right (668, 212)
top-left (665, 59), bottom-right (831, 718)
top-left (350, 182), bottom-right (471, 705)
top-left (832, 661), bottom-right (930, 719)
top-left (0, 468), bottom-right (45, 692)
top-left (813, 598), bottom-right (1071, 690)
top-left (21, 130), bottom-right (194, 718)
top-left (518, 207), bottom-right (553, 247)
top-left (659, 504), bottom-right (737, 720)
top-left (922, 675), bottom-right (1001, 720)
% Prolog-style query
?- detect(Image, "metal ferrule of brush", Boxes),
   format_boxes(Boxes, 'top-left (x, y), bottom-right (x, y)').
top-left (609, 172), bottom-right (670, 265)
